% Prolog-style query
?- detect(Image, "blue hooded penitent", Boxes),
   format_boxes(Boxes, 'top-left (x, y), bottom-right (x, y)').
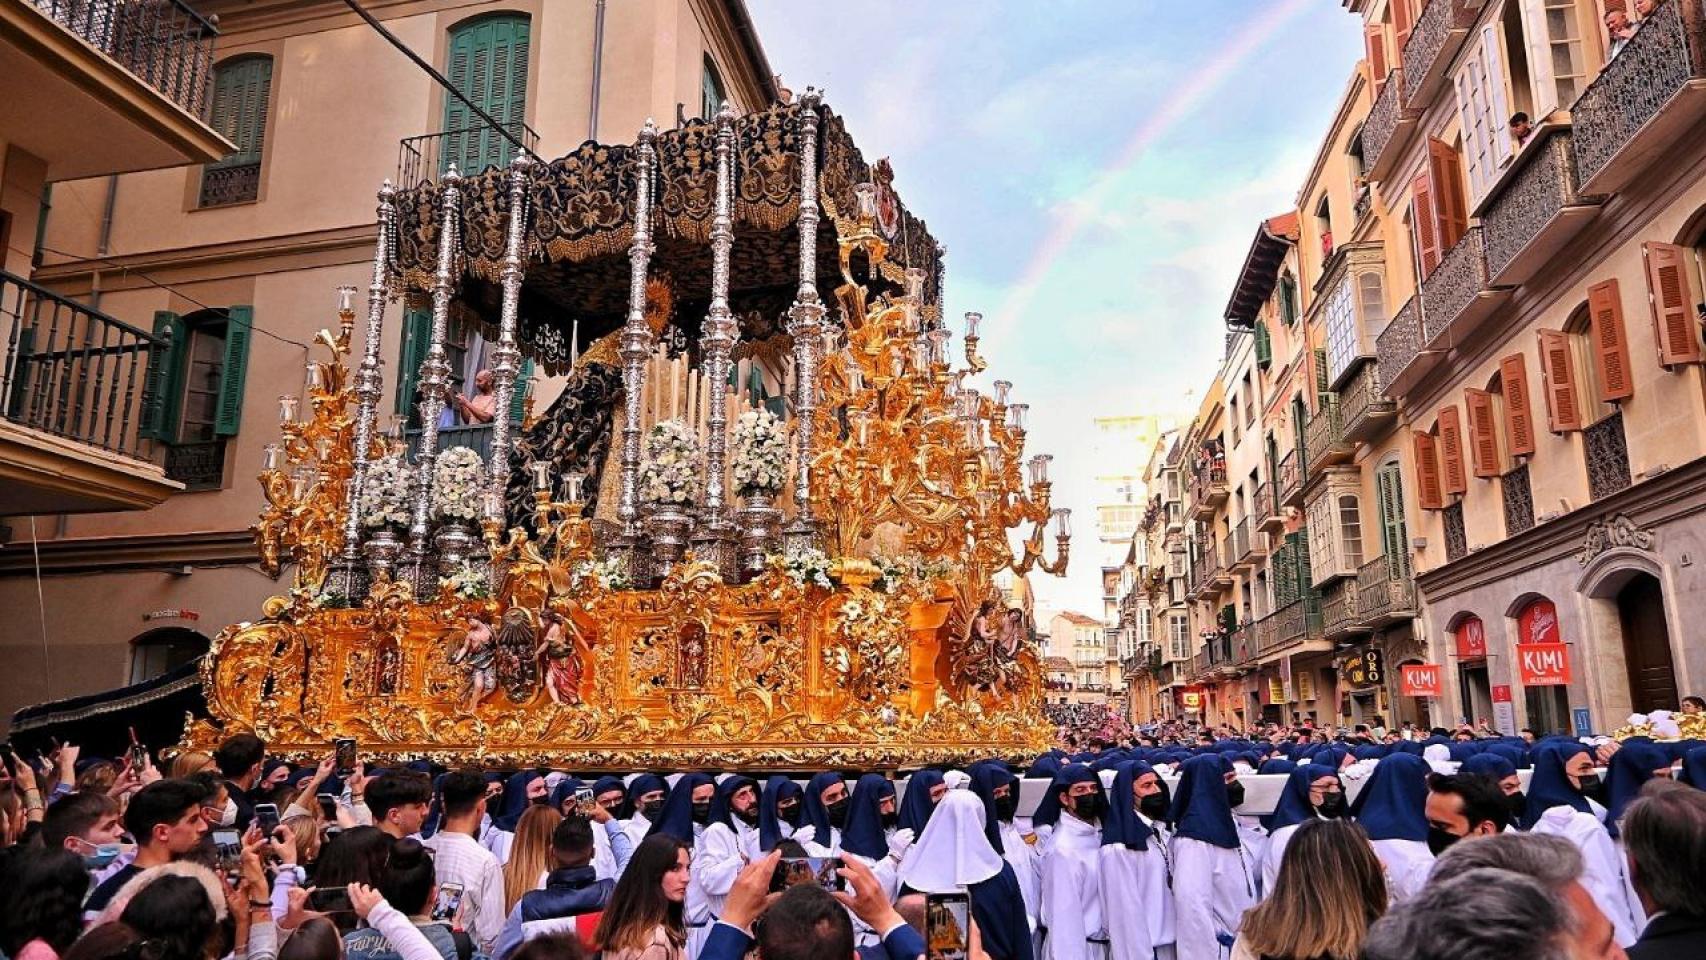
top-left (967, 761), bottom-right (1015, 854)
top-left (1460, 753), bottom-right (1517, 781)
top-left (1661, 739), bottom-right (1703, 764)
top-left (1031, 763), bottom-right (1098, 830)
top-left (897, 769), bottom-right (944, 834)
top-left (841, 773), bottom-right (895, 860)
top-left (1026, 755), bottom-right (1063, 779)
top-left (1168, 754), bottom-right (1239, 850)
top-left (1265, 763), bottom-right (1340, 833)
top-left (1349, 753), bottom-right (1430, 842)
top-left (707, 775), bottom-right (757, 830)
top-left (591, 776), bottom-right (629, 819)
top-left (758, 775), bottom-right (804, 852)
top-left (1603, 741), bottom-right (1668, 838)
top-left (647, 771), bottom-right (714, 842)
top-left (1258, 758), bottom-right (1296, 776)
top-left (1523, 742), bottom-right (1594, 828)
top-left (1090, 750), bottom-right (1130, 774)
top-left (1487, 741), bottom-right (1529, 770)
top-left (1681, 745), bottom-right (1706, 789)
top-left (1101, 760), bottom-right (1163, 851)
top-left (491, 771), bottom-right (542, 833)
top-left (548, 777), bottom-right (586, 813)
top-left (801, 771), bottom-right (846, 843)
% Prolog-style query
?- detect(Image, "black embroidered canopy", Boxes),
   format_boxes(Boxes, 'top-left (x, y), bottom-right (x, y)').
top-left (391, 101), bottom-right (942, 375)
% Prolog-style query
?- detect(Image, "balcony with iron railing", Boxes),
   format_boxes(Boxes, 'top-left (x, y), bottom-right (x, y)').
top-left (1270, 596), bottom-right (1325, 652)
top-left (1572, 0), bottom-right (1706, 195)
top-left (1364, 68), bottom-right (1421, 181)
top-left (1420, 226), bottom-right (1511, 351)
top-left (1340, 360), bottom-right (1396, 444)
top-left (1375, 296), bottom-right (1433, 400)
top-left (1355, 556), bottom-right (1417, 628)
top-left (1585, 410), bottom-right (1632, 501)
top-left (1304, 397), bottom-right (1352, 478)
top-left (1277, 448), bottom-right (1304, 509)
top-left (1189, 460), bottom-right (1229, 520)
top-left (1208, 536), bottom-right (1235, 591)
top-left (1479, 128), bottom-right (1603, 286)
top-left (26, 0), bottom-right (218, 118)
top-left (1321, 578), bottom-right (1362, 640)
top-left (398, 121), bottom-right (542, 187)
top-left (1254, 480), bottom-right (1283, 534)
top-left (1230, 518), bottom-right (1254, 569)
top-left (0, 270), bottom-right (178, 513)
top-left (1400, 0), bottom-right (1478, 110)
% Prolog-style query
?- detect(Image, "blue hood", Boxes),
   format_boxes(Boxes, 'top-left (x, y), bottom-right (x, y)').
top-left (898, 770), bottom-right (944, 834)
top-left (758, 775), bottom-right (804, 852)
top-left (707, 775), bottom-right (758, 831)
top-left (1101, 760), bottom-right (1164, 851)
top-left (647, 772), bottom-right (714, 843)
top-left (1265, 764), bottom-right (1339, 833)
top-left (1349, 754), bottom-right (1430, 842)
top-left (1032, 763), bottom-right (1099, 830)
top-left (1522, 742), bottom-right (1594, 828)
top-left (841, 774), bottom-right (895, 860)
top-left (801, 771), bottom-right (846, 843)
top-left (1603, 741), bottom-right (1668, 838)
top-left (492, 771), bottom-right (542, 833)
top-left (966, 761), bottom-right (1016, 854)
top-left (1168, 755), bottom-right (1239, 850)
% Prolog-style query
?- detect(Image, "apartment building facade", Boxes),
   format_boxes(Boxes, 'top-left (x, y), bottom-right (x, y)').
top-left (0, 0), bottom-right (776, 727)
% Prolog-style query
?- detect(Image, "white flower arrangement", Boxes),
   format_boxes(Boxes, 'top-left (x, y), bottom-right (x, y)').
top-left (772, 548), bottom-right (833, 589)
top-left (640, 419), bottom-right (702, 507)
top-left (572, 556), bottom-right (631, 591)
top-left (359, 455), bottom-right (414, 529)
top-left (871, 553), bottom-right (960, 592)
top-left (439, 564), bottom-right (490, 600)
top-left (432, 446), bottom-right (485, 522)
top-left (731, 409), bottom-right (789, 497)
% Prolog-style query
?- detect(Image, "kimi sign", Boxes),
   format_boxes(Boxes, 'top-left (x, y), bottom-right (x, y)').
top-left (1400, 663), bottom-right (1443, 698)
top-left (1517, 642), bottom-right (1572, 686)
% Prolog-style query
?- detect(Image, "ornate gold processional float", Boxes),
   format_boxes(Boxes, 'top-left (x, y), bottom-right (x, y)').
top-left (185, 96), bottom-right (1071, 770)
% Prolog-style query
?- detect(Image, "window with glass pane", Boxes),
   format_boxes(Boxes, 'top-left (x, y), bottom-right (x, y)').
top-left (701, 56), bottom-right (725, 121)
top-left (1308, 494), bottom-right (1336, 575)
top-left (1358, 271), bottom-right (1388, 340)
top-left (1455, 25), bottom-right (1513, 204)
top-left (180, 325), bottom-right (226, 443)
top-left (1325, 275), bottom-right (1357, 383)
top-left (1338, 494), bottom-right (1364, 568)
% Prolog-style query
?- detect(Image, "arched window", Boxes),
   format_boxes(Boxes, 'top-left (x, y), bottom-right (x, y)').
top-left (200, 55), bottom-right (272, 207)
top-left (129, 628), bottom-right (211, 684)
top-left (443, 14), bottom-right (532, 175)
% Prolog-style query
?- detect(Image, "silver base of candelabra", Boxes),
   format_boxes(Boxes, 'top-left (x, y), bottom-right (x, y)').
top-left (321, 559), bottom-right (369, 606)
top-left (737, 492), bottom-right (784, 577)
top-left (361, 527), bottom-right (406, 583)
top-left (781, 516), bottom-right (820, 559)
top-left (692, 514), bottom-right (740, 583)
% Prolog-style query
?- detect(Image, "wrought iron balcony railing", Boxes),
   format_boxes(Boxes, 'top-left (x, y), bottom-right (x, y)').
top-left (1277, 447), bottom-right (1303, 508)
top-left (1480, 130), bottom-right (1602, 285)
top-left (1363, 68), bottom-right (1420, 179)
top-left (1375, 296), bottom-right (1426, 398)
top-left (1585, 410), bottom-right (1632, 501)
top-left (1401, 0), bottom-right (1477, 109)
top-left (398, 121), bottom-right (542, 187)
top-left (1, 269), bottom-right (162, 462)
top-left (1503, 462), bottom-right (1535, 536)
top-left (29, 0), bottom-right (219, 119)
top-left (1322, 579), bottom-right (1362, 639)
top-left (1355, 556), bottom-right (1417, 626)
top-left (1232, 518), bottom-right (1252, 565)
top-left (1304, 397), bottom-right (1350, 475)
top-left (1421, 226), bottom-right (1501, 349)
top-left (1443, 502), bottom-right (1468, 563)
top-left (1340, 360), bottom-right (1395, 443)
top-left (1572, 0), bottom-right (1706, 194)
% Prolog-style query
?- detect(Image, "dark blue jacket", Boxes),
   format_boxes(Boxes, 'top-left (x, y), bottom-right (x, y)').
top-left (700, 917), bottom-right (925, 960)
top-left (490, 865), bottom-right (613, 960)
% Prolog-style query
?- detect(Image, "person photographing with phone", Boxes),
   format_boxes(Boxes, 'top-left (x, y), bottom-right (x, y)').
top-left (490, 812), bottom-right (634, 960)
top-left (703, 851), bottom-right (928, 960)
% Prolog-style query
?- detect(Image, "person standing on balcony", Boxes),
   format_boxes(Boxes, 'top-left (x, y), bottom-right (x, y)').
top-left (453, 369), bottom-right (499, 425)
top-left (1607, 10), bottom-right (1637, 57)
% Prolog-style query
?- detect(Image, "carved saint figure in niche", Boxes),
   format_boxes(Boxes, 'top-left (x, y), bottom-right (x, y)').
top-left (495, 607), bottom-right (539, 703)
top-left (997, 607), bottom-right (1027, 660)
top-left (955, 600), bottom-right (1006, 691)
top-left (374, 639), bottom-right (401, 696)
top-left (451, 616), bottom-right (498, 713)
top-left (677, 621), bottom-right (709, 688)
top-left (535, 610), bottom-right (584, 706)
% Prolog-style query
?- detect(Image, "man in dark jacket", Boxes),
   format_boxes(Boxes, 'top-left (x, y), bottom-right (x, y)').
top-left (491, 814), bottom-right (630, 959)
top-left (1623, 780), bottom-right (1706, 960)
top-left (703, 851), bottom-right (924, 960)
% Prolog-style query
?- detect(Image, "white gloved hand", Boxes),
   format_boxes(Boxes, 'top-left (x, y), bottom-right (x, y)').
top-left (791, 824), bottom-right (816, 848)
top-left (887, 827), bottom-right (915, 860)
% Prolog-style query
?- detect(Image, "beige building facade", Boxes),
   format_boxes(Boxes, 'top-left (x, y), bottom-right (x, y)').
top-left (0, 0), bottom-right (775, 728)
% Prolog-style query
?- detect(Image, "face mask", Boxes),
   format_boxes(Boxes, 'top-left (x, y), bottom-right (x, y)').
top-left (1315, 792), bottom-right (1346, 819)
top-left (1138, 792), bottom-right (1170, 821)
top-left (1070, 792), bottom-right (1105, 821)
top-left (691, 800), bottom-right (711, 824)
top-left (994, 793), bottom-right (1019, 821)
top-left (826, 796), bottom-right (850, 829)
top-left (1506, 791), bottom-right (1527, 818)
top-left (530, 793), bottom-right (550, 806)
top-left (777, 801), bottom-right (801, 826)
top-left (1426, 825), bottom-right (1463, 856)
top-left (640, 798), bottom-right (664, 817)
top-left (1225, 782), bottom-right (1246, 809)
top-left (217, 798), bottom-right (238, 828)
top-left (1576, 773), bottom-right (1605, 800)
top-left (74, 838), bottom-right (123, 870)
top-left (881, 810), bottom-right (899, 829)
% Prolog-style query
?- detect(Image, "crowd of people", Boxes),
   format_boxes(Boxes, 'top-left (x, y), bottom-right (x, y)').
top-left (1, 720), bottom-right (1704, 960)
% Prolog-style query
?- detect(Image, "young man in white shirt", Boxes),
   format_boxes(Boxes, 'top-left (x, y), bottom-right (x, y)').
top-left (423, 770), bottom-right (508, 954)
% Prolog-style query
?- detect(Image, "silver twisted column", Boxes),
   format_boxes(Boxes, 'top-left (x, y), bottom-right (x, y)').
top-left (783, 89), bottom-right (825, 558)
top-left (617, 121), bottom-right (660, 546)
top-left (403, 165), bottom-right (463, 594)
top-left (693, 102), bottom-right (740, 579)
top-left (486, 154), bottom-right (533, 513)
top-left (328, 181), bottom-right (398, 599)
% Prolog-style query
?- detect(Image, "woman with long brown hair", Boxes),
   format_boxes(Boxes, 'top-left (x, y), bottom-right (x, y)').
top-left (1231, 819), bottom-right (1387, 960)
top-left (502, 805), bottom-right (563, 911)
top-left (594, 833), bottom-right (691, 960)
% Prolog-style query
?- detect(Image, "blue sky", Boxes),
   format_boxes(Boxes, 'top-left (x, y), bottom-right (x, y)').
top-left (746, 1), bottom-right (1364, 615)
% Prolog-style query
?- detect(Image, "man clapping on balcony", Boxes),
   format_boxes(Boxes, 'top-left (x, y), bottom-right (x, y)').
top-left (453, 368), bottom-right (499, 425)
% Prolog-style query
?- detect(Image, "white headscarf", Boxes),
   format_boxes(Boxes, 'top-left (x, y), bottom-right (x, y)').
top-left (1423, 743), bottom-right (1458, 775)
top-left (896, 790), bottom-right (1005, 892)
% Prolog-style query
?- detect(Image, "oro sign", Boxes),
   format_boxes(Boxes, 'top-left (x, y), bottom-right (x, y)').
top-left (1400, 663), bottom-right (1443, 698)
top-left (1517, 643), bottom-right (1572, 686)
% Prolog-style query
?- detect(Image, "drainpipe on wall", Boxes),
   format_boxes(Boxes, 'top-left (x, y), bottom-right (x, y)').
top-left (588, 0), bottom-right (606, 142)
top-left (89, 175), bottom-right (118, 312)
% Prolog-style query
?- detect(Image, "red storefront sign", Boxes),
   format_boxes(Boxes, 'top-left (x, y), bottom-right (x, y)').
top-left (1517, 598), bottom-right (1560, 645)
top-left (1400, 663), bottom-right (1443, 698)
top-left (1492, 684), bottom-right (1513, 703)
top-left (1455, 616), bottom-right (1486, 659)
top-left (1517, 643), bottom-right (1572, 686)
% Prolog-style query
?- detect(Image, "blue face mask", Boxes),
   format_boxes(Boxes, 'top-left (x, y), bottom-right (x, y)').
top-left (74, 838), bottom-right (123, 869)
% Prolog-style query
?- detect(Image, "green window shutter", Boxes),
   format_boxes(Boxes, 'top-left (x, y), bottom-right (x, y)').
top-left (395, 307), bottom-right (431, 417)
top-left (1377, 463), bottom-right (1411, 578)
top-left (1291, 528), bottom-right (1314, 593)
top-left (209, 58), bottom-right (272, 164)
top-left (140, 311), bottom-right (185, 441)
top-left (508, 357), bottom-right (533, 423)
top-left (213, 306), bottom-right (253, 437)
top-left (1312, 347), bottom-right (1331, 406)
top-left (701, 57), bottom-right (725, 120)
top-left (442, 15), bottom-right (531, 175)
top-left (1254, 321), bottom-right (1272, 369)
top-left (1280, 275), bottom-right (1298, 326)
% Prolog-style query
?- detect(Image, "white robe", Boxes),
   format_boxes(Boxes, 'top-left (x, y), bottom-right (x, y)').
top-left (1169, 836), bottom-right (1255, 960)
top-left (998, 819), bottom-right (1042, 931)
top-left (1039, 813), bottom-right (1104, 960)
top-left (693, 818), bottom-right (760, 925)
top-left (801, 826), bottom-right (841, 857)
top-left (591, 819), bottom-right (617, 880)
top-left (1531, 805), bottom-right (1640, 946)
top-left (1097, 818), bottom-right (1175, 960)
top-left (1369, 838), bottom-right (1434, 903)
top-left (684, 823), bottom-right (712, 960)
top-left (621, 810), bottom-right (654, 851)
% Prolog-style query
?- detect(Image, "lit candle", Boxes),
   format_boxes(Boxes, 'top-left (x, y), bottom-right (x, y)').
top-left (912, 337), bottom-right (931, 372)
top-left (1007, 403), bottom-right (1029, 433)
top-left (563, 472), bottom-right (585, 503)
top-left (1053, 507), bottom-right (1072, 539)
top-left (889, 350), bottom-right (906, 379)
top-left (314, 437), bottom-right (334, 462)
top-left (992, 380), bottom-right (1012, 406)
top-left (483, 489), bottom-right (504, 519)
top-left (290, 466), bottom-right (316, 501)
top-left (306, 364), bottom-right (324, 391)
top-left (1034, 454), bottom-right (1052, 485)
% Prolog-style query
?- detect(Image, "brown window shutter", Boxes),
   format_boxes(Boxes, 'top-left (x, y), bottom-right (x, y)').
top-left (1393, 0), bottom-right (1414, 64)
top-left (1427, 138), bottom-right (1468, 253)
top-left (1465, 388), bottom-right (1500, 478)
top-left (1411, 173), bottom-right (1440, 278)
top-left (1588, 278), bottom-right (1634, 402)
top-left (1413, 431), bottom-right (1443, 510)
top-left (1438, 405), bottom-right (1468, 494)
top-left (1538, 328), bottom-right (1584, 431)
top-left (1365, 24), bottom-right (1389, 91)
top-left (1500, 353), bottom-right (1537, 456)
top-left (1643, 241), bottom-right (1701, 367)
